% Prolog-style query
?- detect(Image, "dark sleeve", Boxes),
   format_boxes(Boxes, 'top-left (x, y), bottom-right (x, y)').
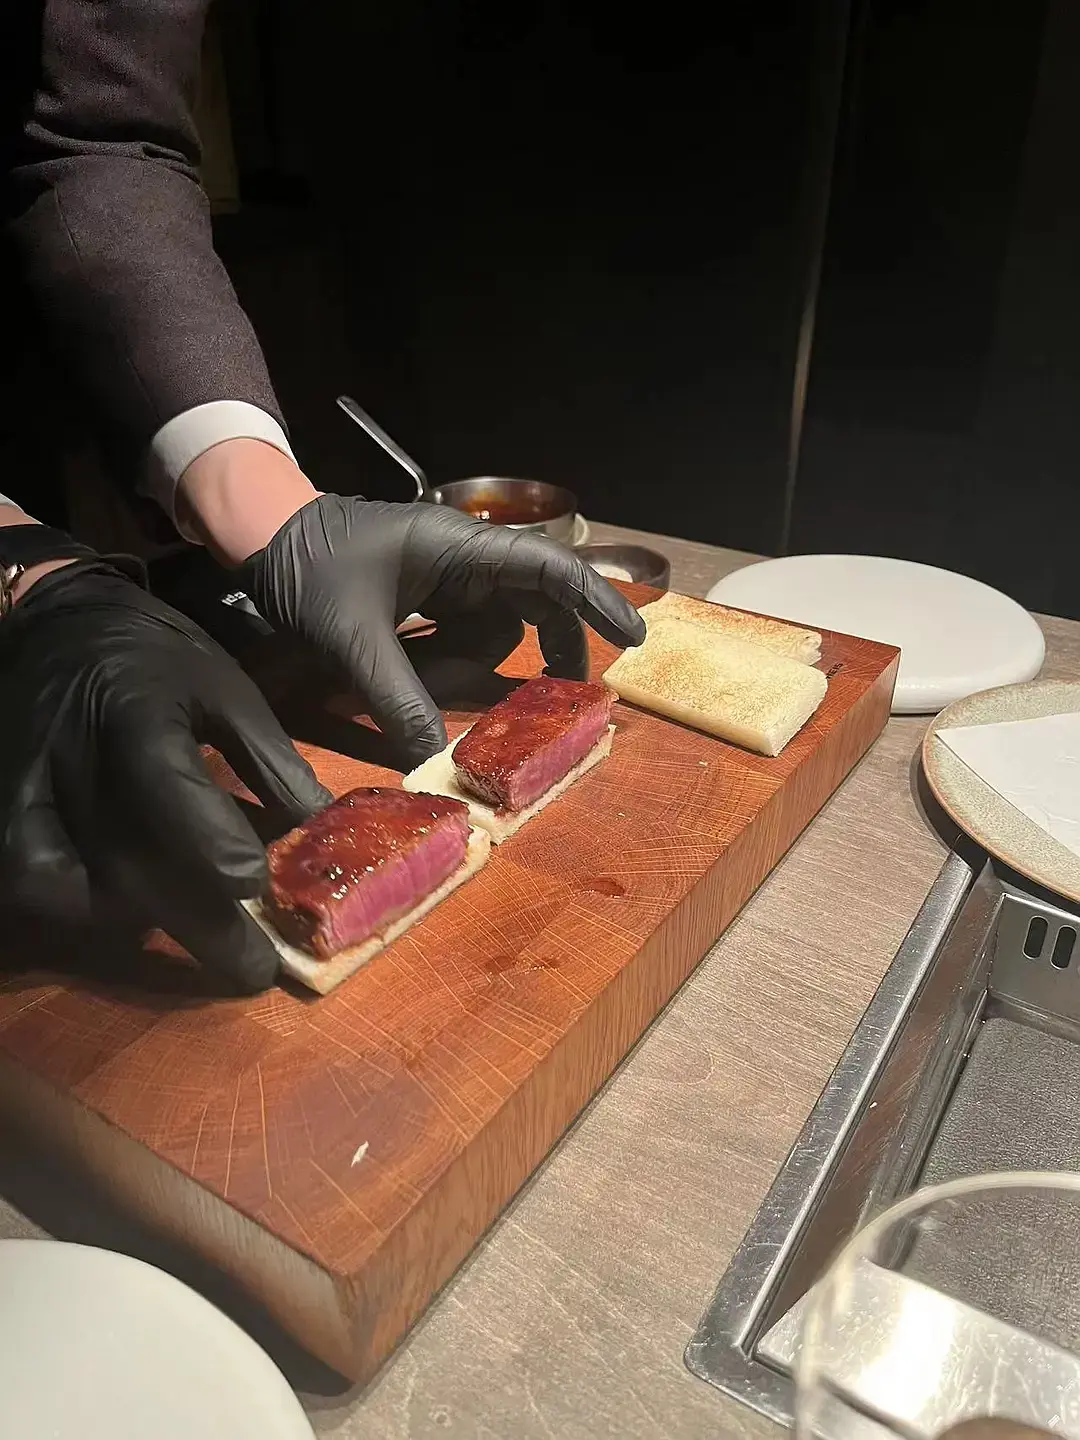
top-left (3, 0), bottom-right (284, 485)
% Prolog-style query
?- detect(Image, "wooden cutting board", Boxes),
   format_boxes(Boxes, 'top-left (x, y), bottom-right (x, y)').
top-left (0, 587), bottom-right (898, 1381)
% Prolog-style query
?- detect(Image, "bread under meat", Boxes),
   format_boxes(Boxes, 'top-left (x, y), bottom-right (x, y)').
top-left (403, 725), bottom-right (615, 843)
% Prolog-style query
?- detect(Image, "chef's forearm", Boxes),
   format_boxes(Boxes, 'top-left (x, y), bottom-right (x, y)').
top-left (0, 504), bottom-right (35, 527)
top-left (175, 439), bottom-right (319, 567)
top-left (0, 504), bottom-right (74, 601)
top-left (9, 152), bottom-right (285, 484)
top-left (6, 0), bottom-right (288, 519)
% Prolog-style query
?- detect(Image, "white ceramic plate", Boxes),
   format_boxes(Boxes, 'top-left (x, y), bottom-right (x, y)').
top-left (0, 1241), bottom-right (314, 1440)
top-left (923, 680), bottom-right (1080, 905)
top-left (708, 553), bottom-right (1045, 714)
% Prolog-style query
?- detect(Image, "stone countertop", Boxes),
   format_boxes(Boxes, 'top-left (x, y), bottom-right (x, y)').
top-left (4, 524), bottom-right (1078, 1439)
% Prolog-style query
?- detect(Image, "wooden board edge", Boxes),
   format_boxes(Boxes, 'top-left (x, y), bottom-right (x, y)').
top-left (0, 1054), bottom-right (359, 1378)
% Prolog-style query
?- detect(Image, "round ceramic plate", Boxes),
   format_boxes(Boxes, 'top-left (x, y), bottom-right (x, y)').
top-left (923, 680), bottom-right (1080, 904)
top-left (0, 1241), bottom-right (314, 1440)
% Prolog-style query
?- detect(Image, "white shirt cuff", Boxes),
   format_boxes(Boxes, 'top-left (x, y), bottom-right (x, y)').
top-left (142, 400), bottom-right (297, 542)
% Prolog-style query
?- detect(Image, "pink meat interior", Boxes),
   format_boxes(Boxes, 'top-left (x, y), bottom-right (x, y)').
top-left (265, 787), bottom-right (469, 958)
top-left (454, 677), bottom-right (614, 812)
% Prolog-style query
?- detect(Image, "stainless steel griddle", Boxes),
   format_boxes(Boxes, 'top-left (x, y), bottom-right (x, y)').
top-left (687, 847), bottom-right (1080, 1433)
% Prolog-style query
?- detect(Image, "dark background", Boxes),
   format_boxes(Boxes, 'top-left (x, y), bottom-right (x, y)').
top-left (214, 0), bottom-right (1080, 616)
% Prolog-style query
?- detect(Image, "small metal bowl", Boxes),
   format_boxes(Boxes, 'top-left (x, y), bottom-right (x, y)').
top-left (424, 476), bottom-right (578, 545)
top-left (576, 543), bottom-right (670, 591)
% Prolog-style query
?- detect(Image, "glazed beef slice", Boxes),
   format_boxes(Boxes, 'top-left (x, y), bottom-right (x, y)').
top-left (454, 677), bottom-right (614, 812)
top-left (265, 787), bottom-right (469, 958)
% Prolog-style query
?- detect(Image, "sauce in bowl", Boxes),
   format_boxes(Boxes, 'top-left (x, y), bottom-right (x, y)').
top-left (430, 477), bottom-right (578, 541)
top-left (454, 490), bottom-right (564, 525)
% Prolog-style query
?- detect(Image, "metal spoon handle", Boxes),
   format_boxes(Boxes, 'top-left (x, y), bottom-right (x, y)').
top-left (335, 395), bottom-right (430, 500)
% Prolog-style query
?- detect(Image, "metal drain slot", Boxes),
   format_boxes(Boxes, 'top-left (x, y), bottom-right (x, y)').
top-left (991, 892), bottom-right (1080, 1026)
top-left (1052, 927), bottom-right (1077, 969)
top-left (1024, 916), bottom-right (1048, 958)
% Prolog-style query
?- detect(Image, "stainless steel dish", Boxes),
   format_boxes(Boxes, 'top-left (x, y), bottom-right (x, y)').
top-left (336, 397), bottom-right (579, 544)
top-left (427, 477), bottom-right (578, 545)
top-left (575, 542), bottom-right (670, 590)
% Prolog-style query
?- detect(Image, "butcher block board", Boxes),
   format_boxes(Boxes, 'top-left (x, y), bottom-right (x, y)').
top-left (0, 586), bottom-right (898, 1381)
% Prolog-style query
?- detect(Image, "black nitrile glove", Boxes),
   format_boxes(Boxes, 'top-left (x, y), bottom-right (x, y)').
top-left (0, 560), bottom-right (331, 992)
top-left (241, 496), bottom-right (646, 766)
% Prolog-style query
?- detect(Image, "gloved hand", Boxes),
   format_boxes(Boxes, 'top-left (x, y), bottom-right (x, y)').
top-left (241, 495), bottom-right (646, 766)
top-left (0, 559), bottom-right (330, 991)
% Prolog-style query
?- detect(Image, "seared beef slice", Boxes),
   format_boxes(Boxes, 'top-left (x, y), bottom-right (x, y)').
top-left (454, 677), bottom-right (614, 811)
top-left (265, 788), bottom-right (469, 958)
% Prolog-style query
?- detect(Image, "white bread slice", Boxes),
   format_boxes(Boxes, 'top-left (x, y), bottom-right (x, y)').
top-left (242, 825), bottom-right (491, 994)
top-left (602, 618), bottom-right (826, 756)
top-left (639, 592), bottom-right (822, 664)
top-left (403, 724), bottom-right (615, 843)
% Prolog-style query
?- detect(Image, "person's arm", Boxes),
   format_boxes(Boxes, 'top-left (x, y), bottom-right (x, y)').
top-left (0, 497), bottom-right (75, 599)
top-left (5, 0), bottom-right (308, 542)
top-left (5, 1), bottom-right (646, 776)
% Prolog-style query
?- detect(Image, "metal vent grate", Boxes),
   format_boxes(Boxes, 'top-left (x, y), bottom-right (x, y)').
top-left (992, 892), bottom-right (1080, 1023)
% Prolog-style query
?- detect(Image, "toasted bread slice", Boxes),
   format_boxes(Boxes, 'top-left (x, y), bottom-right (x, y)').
top-left (602, 618), bottom-right (826, 756)
top-left (403, 725), bottom-right (615, 843)
top-left (639, 592), bottom-right (821, 664)
top-left (243, 826), bottom-right (491, 994)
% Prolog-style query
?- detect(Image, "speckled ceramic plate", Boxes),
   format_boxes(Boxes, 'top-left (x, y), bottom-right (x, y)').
top-left (923, 680), bottom-right (1080, 905)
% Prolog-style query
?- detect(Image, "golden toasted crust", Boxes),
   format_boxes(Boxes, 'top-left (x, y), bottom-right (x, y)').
top-left (602, 618), bottom-right (826, 756)
top-left (638, 592), bottom-right (821, 663)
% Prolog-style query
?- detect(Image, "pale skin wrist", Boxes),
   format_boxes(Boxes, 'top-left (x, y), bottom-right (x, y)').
top-left (175, 438), bottom-right (320, 567)
top-left (0, 505), bottom-right (76, 602)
